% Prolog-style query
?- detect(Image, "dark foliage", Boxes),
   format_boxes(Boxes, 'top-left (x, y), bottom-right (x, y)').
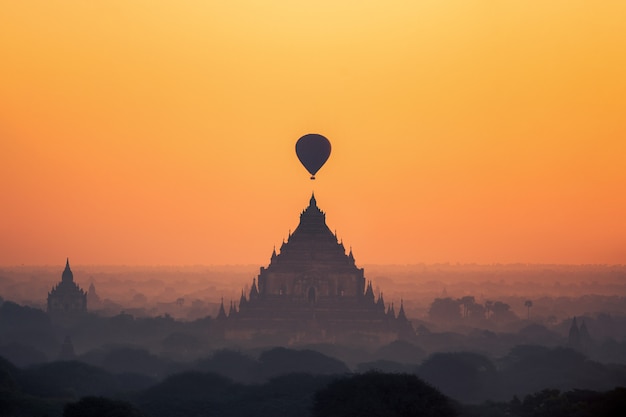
top-left (428, 298), bottom-right (461, 322)
top-left (64, 396), bottom-right (145, 417)
top-left (17, 359), bottom-right (156, 400)
top-left (242, 373), bottom-right (334, 417)
top-left (374, 340), bottom-right (426, 364)
top-left (500, 345), bottom-right (622, 395)
top-left (134, 371), bottom-right (334, 417)
top-left (418, 352), bottom-right (499, 403)
top-left (0, 356), bottom-right (66, 417)
top-left (195, 349), bottom-right (259, 383)
top-left (20, 361), bottom-right (120, 398)
top-left (135, 371), bottom-right (240, 417)
top-left (257, 347), bottom-right (349, 379)
top-left (461, 387), bottom-right (626, 417)
top-left (0, 342), bottom-right (47, 367)
top-left (194, 347), bottom-right (349, 384)
top-left (0, 356), bottom-right (19, 392)
top-left (100, 347), bottom-right (177, 377)
top-left (0, 302), bottom-right (58, 355)
top-left (312, 371), bottom-right (457, 417)
top-left (161, 331), bottom-right (203, 353)
top-left (356, 359), bottom-right (416, 374)
top-left (2, 351), bottom-right (626, 417)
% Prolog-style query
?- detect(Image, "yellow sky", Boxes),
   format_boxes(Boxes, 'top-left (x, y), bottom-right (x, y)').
top-left (1, 1), bottom-right (625, 265)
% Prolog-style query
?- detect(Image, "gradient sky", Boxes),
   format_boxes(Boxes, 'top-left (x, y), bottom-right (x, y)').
top-left (1, 1), bottom-right (625, 266)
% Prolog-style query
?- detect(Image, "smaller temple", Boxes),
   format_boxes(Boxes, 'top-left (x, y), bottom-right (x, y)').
top-left (58, 335), bottom-right (76, 361)
top-left (567, 316), bottom-right (594, 352)
top-left (47, 258), bottom-right (87, 315)
top-left (87, 282), bottom-right (102, 309)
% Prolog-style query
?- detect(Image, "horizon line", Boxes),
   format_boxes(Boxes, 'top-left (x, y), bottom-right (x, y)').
top-left (2, 262), bottom-right (625, 268)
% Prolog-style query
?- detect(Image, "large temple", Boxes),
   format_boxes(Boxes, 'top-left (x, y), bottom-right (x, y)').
top-left (219, 194), bottom-right (412, 346)
top-left (47, 258), bottom-right (87, 316)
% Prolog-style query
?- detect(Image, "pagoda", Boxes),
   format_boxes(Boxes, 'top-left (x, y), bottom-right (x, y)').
top-left (47, 258), bottom-right (87, 315)
top-left (223, 194), bottom-right (411, 346)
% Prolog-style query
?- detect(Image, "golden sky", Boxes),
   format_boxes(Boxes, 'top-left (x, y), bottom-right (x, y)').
top-left (1, 1), bottom-right (625, 265)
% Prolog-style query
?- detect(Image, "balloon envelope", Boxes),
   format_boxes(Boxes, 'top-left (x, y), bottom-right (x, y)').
top-left (295, 134), bottom-right (331, 179)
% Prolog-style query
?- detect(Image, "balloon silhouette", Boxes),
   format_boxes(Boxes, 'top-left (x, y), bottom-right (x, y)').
top-left (295, 134), bottom-right (331, 180)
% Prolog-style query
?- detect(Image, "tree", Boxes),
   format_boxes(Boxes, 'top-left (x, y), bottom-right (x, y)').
top-left (524, 300), bottom-right (533, 320)
top-left (257, 347), bottom-right (349, 379)
top-left (196, 349), bottom-right (259, 383)
top-left (312, 372), bottom-right (456, 417)
top-left (428, 298), bottom-right (461, 323)
top-left (485, 300), bottom-right (494, 319)
top-left (64, 396), bottom-right (145, 417)
top-left (491, 301), bottom-right (518, 323)
top-left (418, 352), bottom-right (499, 403)
top-left (467, 301), bottom-right (485, 320)
top-left (458, 296), bottom-right (475, 319)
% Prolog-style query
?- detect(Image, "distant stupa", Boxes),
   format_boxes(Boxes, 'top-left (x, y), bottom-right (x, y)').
top-left (221, 194), bottom-right (412, 345)
top-left (568, 317), bottom-right (581, 349)
top-left (58, 335), bottom-right (76, 361)
top-left (87, 282), bottom-right (102, 308)
top-left (47, 258), bottom-right (87, 315)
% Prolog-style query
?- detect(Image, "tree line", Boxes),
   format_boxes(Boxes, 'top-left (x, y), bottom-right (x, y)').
top-left (429, 296), bottom-right (533, 323)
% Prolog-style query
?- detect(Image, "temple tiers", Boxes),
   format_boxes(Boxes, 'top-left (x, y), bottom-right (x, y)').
top-left (223, 194), bottom-right (412, 346)
top-left (47, 258), bottom-right (87, 315)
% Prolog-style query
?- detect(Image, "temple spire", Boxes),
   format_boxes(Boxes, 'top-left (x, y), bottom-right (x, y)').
top-left (364, 281), bottom-right (375, 303)
top-left (568, 316), bottom-right (581, 349)
top-left (398, 299), bottom-right (408, 321)
top-left (217, 297), bottom-right (227, 320)
top-left (250, 277), bottom-right (259, 299)
top-left (62, 258), bottom-right (74, 283)
top-left (377, 291), bottom-right (385, 311)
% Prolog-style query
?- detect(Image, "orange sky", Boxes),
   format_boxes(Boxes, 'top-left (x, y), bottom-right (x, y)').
top-left (1, 1), bottom-right (625, 266)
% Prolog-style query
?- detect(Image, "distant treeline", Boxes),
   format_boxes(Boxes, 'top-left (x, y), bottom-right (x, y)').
top-left (1, 352), bottom-right (625, 417)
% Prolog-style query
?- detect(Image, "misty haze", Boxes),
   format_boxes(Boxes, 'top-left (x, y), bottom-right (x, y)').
top-left (1, 199), bottom-right (625, 416)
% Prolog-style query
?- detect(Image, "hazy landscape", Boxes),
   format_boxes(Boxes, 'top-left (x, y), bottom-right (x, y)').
top-left (3, 263), bottom-right (626, 320)
top-left (1, 263), bottom-right (626, 416)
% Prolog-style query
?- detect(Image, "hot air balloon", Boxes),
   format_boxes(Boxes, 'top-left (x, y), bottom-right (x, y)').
top-left (295, 134), bottom-right (331, 180)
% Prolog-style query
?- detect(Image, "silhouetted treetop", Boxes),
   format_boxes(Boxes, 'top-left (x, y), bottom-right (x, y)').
top-left (257, 347), bottom-right (349, 379)
top-left (195, 349), bottom-right (259, 383)
top-left (64, 396), bottom-right (146, 417)
top-left (312, 371), bottom-right (457, 417)
top-left (374, 340), bottom-right (426, 364)
top-left (418, 352), bottom-right (499, 403)
top-left (21, 360), bottom-right (120, 398)
top-left (428, 298), bottom-right (461, 322)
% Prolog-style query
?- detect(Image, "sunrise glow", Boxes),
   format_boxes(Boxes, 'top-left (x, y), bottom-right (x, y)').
top-left (1, 1), bottom-right (625, 265)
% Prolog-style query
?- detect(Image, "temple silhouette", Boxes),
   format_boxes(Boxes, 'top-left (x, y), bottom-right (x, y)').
top-left (219, 194), bottom-right (412, 345)
top-left (47, 258), bottom-right (87, 316)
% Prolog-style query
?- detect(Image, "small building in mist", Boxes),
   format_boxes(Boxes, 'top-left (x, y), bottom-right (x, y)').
top-left (47, 258), bottom-right (87, 316)
top-left (220, 194), bottom-right (412, 346)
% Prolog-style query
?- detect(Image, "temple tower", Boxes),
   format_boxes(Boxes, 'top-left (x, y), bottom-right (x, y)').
top-left (47, 259), bottom-right (87, 315)
top-left (225, 194), bottom-right (410, 345)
